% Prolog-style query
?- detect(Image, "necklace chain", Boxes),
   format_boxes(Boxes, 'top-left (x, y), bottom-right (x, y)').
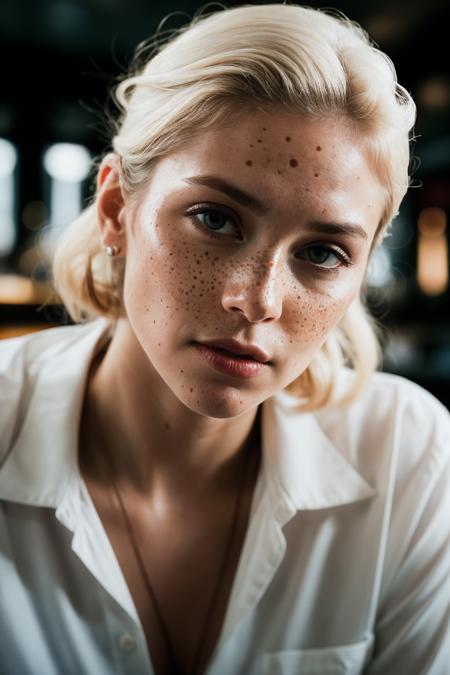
top-left (105, 409), bottom-right (260, 675)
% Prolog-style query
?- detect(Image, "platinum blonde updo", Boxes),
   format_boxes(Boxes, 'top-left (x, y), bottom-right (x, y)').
top-left (52, 3), bottom-right (416, 410)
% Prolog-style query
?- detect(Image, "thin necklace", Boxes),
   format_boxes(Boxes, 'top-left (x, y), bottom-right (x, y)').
top-left (105, 408), bottom-right (260, 675)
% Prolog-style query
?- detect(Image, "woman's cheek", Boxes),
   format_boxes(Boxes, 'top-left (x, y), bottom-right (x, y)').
top-left (126, 228), bottom-right (220, 328)
top-left (289, 279), bottom-right (358, 345)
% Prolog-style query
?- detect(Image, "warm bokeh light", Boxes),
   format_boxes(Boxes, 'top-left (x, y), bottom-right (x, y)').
top-left (418, 207), bottom-right (447, 237)
top-left (417, 76), bottom-right (450, 111)
top-left (417, 207), bottom-right (448, 296)
top-left (0, 274), bottom-right (53, 305)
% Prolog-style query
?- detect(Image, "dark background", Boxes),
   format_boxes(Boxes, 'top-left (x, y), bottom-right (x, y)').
top-left (0, 0), bottom-right (449, 406)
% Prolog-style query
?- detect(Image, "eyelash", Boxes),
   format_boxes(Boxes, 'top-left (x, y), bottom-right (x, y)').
top-left (185, 203), bottom-right (353, 269)
top-left (302, 244), bottom-right (353, 269)
top-left (186, 203), bottom-right (241, 239)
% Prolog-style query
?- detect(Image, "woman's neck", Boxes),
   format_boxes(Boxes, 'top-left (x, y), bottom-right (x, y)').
top-left (78, 322), bottom-right (260, 504)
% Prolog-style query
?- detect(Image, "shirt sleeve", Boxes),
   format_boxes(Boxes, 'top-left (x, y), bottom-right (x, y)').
top-left (365, 436), bottom-right (450, 675)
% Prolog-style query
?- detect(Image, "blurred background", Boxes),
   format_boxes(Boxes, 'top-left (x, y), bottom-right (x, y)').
top-left (0, 0), bottom-right (449, 407)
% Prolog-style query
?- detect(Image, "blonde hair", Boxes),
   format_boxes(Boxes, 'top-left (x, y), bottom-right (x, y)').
top-left (52, 3), bottom-right (416, 410)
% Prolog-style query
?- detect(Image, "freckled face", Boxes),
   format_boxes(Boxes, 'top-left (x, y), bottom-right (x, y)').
top-left (122, 110), bottom-right (384, 418)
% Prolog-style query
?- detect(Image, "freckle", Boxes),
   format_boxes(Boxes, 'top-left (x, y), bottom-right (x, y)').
top-left (289, 158), bottom-right (298, 168)
top-left (286, 136), bottom-right (291, 142)
top-left (262, 127), bottom-right (267, 131)
top-left (314, 172), bottom-right (319, 177)
top-left (257, 139), bottom-right (262, 144)
top-left (190, 388), bottom-right (194, 393)
top-left (277, 170), bottom-right (282, 175)
top-left (316, 145), bottom-right (322, 151)
top-left (249, 144), bottom-right (254, 148)
top-left (246, 160), bottom-right (253, 166)
top-left (164, 422), bottom-right (170, 430)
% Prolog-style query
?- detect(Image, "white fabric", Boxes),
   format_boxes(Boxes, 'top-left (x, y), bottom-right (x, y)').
top-left (0, 319), bottom-right (449, 675)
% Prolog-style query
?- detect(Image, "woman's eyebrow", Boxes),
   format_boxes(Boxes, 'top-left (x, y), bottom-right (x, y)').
top-left (184, 175), bottom-right (268, 214)
top-left (184, 175), bottom-right (368, 240)
top-left (306, 221), bottom-right (368, 240)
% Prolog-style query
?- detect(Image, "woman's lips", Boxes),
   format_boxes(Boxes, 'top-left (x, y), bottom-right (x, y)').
top-left (192, 342), bottom-right (270, 379)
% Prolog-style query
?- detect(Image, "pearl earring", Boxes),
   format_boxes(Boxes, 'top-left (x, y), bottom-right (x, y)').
top-left (104, 245), bottom-right (119, 257)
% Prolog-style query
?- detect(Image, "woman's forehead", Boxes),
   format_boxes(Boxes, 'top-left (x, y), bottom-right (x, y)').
top-left (164, 110), bottom-right (371, 181)
top-left (137, 110), bottom-right (384, 234)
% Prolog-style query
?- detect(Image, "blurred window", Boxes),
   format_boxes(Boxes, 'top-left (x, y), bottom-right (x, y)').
top-left (0, 138), bottom-right (18, 257)
top-left (42, 142), bottom-right (91, 254)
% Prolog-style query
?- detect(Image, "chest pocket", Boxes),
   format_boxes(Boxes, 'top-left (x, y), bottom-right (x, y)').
top-left (262, 635), bottom-right (374, 675)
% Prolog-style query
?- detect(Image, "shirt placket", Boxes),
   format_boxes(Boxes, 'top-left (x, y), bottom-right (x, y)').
top-left (56, 473), bottom-right (154, 675)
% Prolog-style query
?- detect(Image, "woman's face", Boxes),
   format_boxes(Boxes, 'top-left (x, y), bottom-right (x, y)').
top-left (121, 109), bottom-right (384, 418)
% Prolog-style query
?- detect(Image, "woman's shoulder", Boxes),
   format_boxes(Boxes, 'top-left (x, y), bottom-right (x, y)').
top-left (0, 321), bottom-right (105, 400)
top-left (359, 370), bottom-right (448, 443)
top-left (315, 370), bottom-right (450, 482)
top-left (0, 320), bottom-right (110, 460)
top-left (355, 368), bottom-right (448, 417)
top-left (0, 320), bottom-right (103, 366)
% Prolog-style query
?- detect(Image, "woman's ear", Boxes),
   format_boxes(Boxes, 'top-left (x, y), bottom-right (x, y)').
top-left (97, 153), bottom-right (126, 257)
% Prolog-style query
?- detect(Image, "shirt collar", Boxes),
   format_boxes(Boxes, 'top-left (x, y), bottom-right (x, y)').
top-left (0, 321), bottom-right (375, 512)
top-left (261, 390), bottom-right (376, 517)
top-left (0, 319), bottom-right (111, 507)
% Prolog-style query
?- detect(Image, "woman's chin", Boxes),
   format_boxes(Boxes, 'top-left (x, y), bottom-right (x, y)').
top-left (178, 387), bottom-right (258, 419)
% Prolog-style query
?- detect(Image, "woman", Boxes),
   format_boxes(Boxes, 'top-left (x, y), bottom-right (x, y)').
top-left (0, 4), bottom-right (449, 675)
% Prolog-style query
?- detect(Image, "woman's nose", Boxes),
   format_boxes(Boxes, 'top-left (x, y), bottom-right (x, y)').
top-left (221, 252), bottom-right (284, 323)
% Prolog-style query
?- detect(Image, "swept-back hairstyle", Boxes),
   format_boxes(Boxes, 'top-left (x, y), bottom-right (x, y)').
top-left (52, 3), bottom-right (416, 410)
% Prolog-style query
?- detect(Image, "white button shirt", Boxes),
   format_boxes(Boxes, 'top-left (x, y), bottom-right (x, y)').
top-left (0, 320), bottom-right (449, 675)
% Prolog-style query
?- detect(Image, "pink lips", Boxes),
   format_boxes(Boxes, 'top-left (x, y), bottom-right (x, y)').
top-left (193, 341), bottom-right (271, 379)
top-left (199, 338), bottom-right (271, 363)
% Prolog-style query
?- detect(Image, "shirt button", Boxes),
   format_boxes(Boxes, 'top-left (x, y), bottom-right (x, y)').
top-left (118, 633), bottom-right (137, 652)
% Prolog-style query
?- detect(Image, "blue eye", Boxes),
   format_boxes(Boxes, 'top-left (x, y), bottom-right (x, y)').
top-left (299, 245), bottom-right (351, 269)
top-left (186, 205), bottom-right (240, 238)
top-left (199, 209), bottom-right (232, 231)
